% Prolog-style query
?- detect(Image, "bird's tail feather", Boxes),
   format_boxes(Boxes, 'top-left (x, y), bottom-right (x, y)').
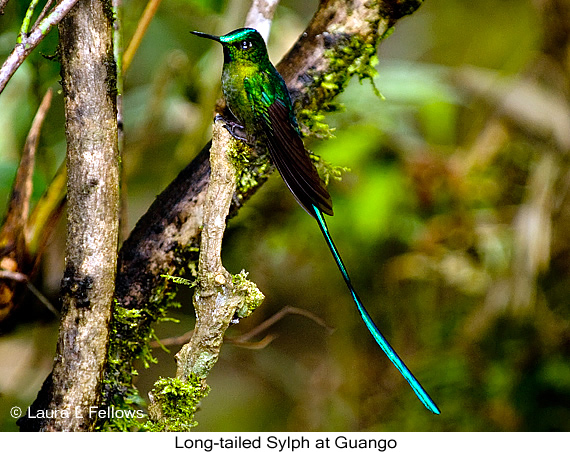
top-left (312, 205), bottom-right (440, 415)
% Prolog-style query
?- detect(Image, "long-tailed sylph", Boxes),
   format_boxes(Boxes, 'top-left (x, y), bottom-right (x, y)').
top-left (191, 27), bottom-right (440, 414)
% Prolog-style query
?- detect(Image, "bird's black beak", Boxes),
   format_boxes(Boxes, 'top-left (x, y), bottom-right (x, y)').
top-left (190, 31), bottom-right (221, 42)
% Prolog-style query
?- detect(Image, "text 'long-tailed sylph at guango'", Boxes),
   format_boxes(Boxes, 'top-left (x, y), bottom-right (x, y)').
top-left (191, 27), bottom-right (440, 415)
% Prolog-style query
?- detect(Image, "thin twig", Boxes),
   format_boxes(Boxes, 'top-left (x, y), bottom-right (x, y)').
top-left (150, 329), bottom-right (194, 348)
top-left (0, 270), bottom-right (28, 283)
top-left (25, 281), bottom-right (59, 317)
top-left (123, 0), bottom-right (163, 73)
top-left (0, 0), bottom-right (80, 95)
top-left (32, 0), bottom-right (55, 31)
top-left (151, 330), bottom-right (277, 350)
top-left (26, 162), bottom-right (66, 257)
top-left (2, 88), bottom-right (53, 236)
top-left (0, 270), bottom-right (59, 317)
top-left (18, 0), bottom-right (41, 42)
top-left (150, 305), bottom-right (334, 349)
top-left (225, 334), bottom-right (277, 349)
top-left (0, 88), bottom-right (53, 324)
top-left (232, 305), bottom-right (335, 342)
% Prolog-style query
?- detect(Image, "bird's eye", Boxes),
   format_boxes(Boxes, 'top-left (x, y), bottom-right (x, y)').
top-left (240, 40), bottom-right (252, 50)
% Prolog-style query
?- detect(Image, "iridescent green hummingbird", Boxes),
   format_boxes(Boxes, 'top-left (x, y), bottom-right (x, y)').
top-left (191, 27), bottom-right (440, 415)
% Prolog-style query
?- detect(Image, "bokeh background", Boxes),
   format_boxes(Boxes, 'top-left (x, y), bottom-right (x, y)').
top-left (1, 0), bottom-right (570, 431)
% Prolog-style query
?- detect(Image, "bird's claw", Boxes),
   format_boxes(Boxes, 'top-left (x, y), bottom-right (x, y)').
top-left (224, 122), bottom-right (249, 143)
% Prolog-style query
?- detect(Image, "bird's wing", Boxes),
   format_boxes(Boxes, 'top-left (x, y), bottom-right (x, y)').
top-left (244, 74), bottom-right (333, 218)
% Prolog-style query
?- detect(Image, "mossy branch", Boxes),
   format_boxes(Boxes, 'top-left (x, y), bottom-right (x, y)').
top-left (146, 120), bottom-right (264, 430)
top-left (18, 0), bottom-right (119, 432)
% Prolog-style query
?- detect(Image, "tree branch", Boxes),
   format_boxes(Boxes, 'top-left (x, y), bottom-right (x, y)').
top-left (146, 121), bottom-right (265, 427)
top-left (245, 0), bottom-right (280, 41)
top-left (173, 121), bottom-right (264, 381)
top-left (123, 0), bottom-right (163, 73)
top-left (18, 0), bottom-right (119, 431)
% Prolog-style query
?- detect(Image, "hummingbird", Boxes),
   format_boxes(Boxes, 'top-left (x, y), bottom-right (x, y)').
top-left (191, 27), bottom-right (440, 415)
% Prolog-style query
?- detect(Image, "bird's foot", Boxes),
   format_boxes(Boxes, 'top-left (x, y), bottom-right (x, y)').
top-left (215, 114), bottom-right (251, 144)
top-left (223, 122), bottom-right (248, 142)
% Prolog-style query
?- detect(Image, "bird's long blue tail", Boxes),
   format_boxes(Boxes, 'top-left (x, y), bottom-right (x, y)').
top-left (312, 205), bottom-right (440, 415)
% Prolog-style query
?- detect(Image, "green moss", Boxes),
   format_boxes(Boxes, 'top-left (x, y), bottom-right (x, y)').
top-left (236, 157), bottom-right (272, 197)
top-left (97, 300), bottom-right (167, 431)
top-left (297, 109), bottom-right (336, 139)
top-left (145, 376), bottom-right (210, 432)
top-left (380, 25), bottom-right (395, 41)
top-left (161, 274), bottom-right (196, 287)
top-left (291, 29), bottom-right (385, 184)
top-left (313, 156), bottom-right (350, 186)
top-left (325, 34), bottom-right (381, 96)
top-left (97, 252), bottom-right (197, 430)
top-left (296, 32), bottom-right (382, 140)
top-left (232, 270), bottom-right (265, 319)
top-left (226, 137), bottom-right (253, 170)
top-left (227, 139), bottom-right (274, 202)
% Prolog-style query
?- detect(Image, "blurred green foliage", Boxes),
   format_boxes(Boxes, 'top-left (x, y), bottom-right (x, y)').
top-left (1, 0), bottom-right (569, 432)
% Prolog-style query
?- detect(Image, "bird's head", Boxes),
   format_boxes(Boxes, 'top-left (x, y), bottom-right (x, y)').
top-left (191, 28), bottom-right (270, 65)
